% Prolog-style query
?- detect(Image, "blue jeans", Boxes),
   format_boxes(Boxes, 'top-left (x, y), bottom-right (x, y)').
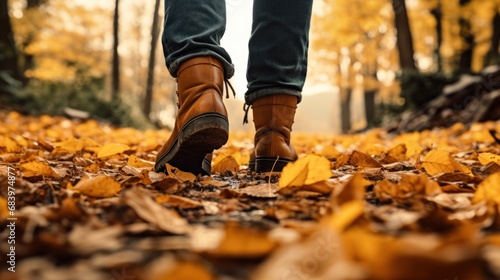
top-left (162, 0), bottom-right (313, 105)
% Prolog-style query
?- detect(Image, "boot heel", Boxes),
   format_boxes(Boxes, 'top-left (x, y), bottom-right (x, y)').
top-left (254, 156), bottom-right (293, 173)
top-left (155, 113), bottom-right (228, 175)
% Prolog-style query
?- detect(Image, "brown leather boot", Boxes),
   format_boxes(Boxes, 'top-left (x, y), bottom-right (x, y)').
top-left (155, 56), bottom-right (229, 175)
top-left (249, 95), bottom-right (298, 172)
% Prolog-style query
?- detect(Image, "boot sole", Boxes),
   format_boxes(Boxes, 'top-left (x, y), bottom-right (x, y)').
top-left (155, 113), bottom-right (229, 175)
top-left (249, 156), bottom-right (293, 173)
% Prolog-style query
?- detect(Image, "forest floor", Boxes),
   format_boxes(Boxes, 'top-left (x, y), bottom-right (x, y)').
top-left (1, 110), bottom-right (500, 280)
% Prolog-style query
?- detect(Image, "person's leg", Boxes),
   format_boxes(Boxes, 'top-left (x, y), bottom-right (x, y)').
top-left (246, 0), bottom-right (313, 172)
top-left (155, 0), bottom-right (234, 175)
top-left (162, 0), bottom-right (234, 79)
top-left (245, 0), bottom-right (313, 104)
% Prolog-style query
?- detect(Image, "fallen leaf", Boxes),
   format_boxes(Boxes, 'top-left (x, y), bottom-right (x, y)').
top-left (73, 174), bottom-right (122, 198)
top-left (333, 172), bottom-right (371, 207)
top-left (0, 196), bottom-right (8, 219)
top-left (155, 194), bottom-right (202, 209)
top-left (83, 163), bottom-right (100, 173)
top-left (473, 172), bottom-right (500, 205)
top-left (97, 143), bottom-right (130, 158)
top-left (421, 149), bottom-right (472, 176)
top-left (348, 150), bottom-right (383, 168)
top-left (20, 160), bottom-right (62, 177)
top-left (237, 183), bottom-right (279, 198)
top-left (212, 155), bottom-right (240, 174)
top-left (123, 187), bottom-right (190, 234)
top-left (208, 223), bottom-right (277, 258)
top-left (478, 152), bottom-right (500, 165)
top-left (166, 164), bottom-right (196, 182)
top-left (325, 200), bottom-right (365, 232)
top-left (374, 174), bottom-right (442, 203)
top-left (127, 155), bottom-right (154, 168)
top-left (279, 155), bottom-right (332, 188)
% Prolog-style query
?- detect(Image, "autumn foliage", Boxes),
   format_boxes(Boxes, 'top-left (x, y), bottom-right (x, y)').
top-left (1, 111), bottom-right (500, 279)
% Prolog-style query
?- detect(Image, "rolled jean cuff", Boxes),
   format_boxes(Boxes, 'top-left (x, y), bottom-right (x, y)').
top-left (167, 51), bottom-right (235, 79)
top-left (245, 87), bottom-right (302, 105)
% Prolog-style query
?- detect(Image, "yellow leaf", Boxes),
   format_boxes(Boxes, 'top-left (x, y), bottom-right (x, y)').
top-left (56, 137), bottom-right (101, 153)
top-left (421, 149), bottom-right (471, 176)
top-left (387, 143), bottom-right (407, 162)
top-left (5, 137), bottom-right (22, 153)
top-left (83, 163), bottom-right (100, 173)
top-left (406, 141), bottom-right (423, 158)
top-left (127, 155), bottom-right (154, 168)
top-left (165, 163), bottom-right (196, 182)
top-left (97, 143), bottom-right (130, 158)
top-left (0, 196), bottom-right (8, 219)
top-left (321, 146), bottom-right (341, 158)
top-left (478, 153), bottom-right (500, 165)
top-left (212, 156), bottom-right (240, 174)
top-left (20, 161), bottom-right (61, 177)
top-left (326, 200), bottom-right (365, 232)
top-left (279, 155), bottom-right (332, 188)
top-left (73, 175), bottom-right (122, 198)
top-left (473, 173), bottom-right (500, 204)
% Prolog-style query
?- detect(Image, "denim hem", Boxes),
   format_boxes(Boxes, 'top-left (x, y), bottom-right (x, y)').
top-left (168, 52), bottom-right (235, 80)
top-left (245, 87), bottom-right (302, 105)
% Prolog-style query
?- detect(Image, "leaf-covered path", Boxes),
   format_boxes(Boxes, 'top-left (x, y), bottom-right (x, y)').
top-left (1, 111), bottom-right (500, 280)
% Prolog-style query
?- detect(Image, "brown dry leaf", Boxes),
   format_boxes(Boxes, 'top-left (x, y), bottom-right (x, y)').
top-left (20, 160), bottom-right (62, 177)
top-left (348, 150), bottom-right (383, 168)
top-left (155, 194), bottom-right (202, 209)
top-left (383, 143), bottom-right (407, 163)
top-left (279, 154), bottom-right (332, 188)
top-left (97, 143), bottom-right (130, 158)
top-left (212, 155), bottom-right (240, 174)
top-left (334, 153), bottom-right (351, 169)
top-left (208, 223), bottom-right (277, 258)
top-left (127, 155), bottom-right (154, 168)
top-left (472, 172), bottom-right (500, 205)
top-left (375, 174), bottom-right (442, 203)
top-left (333, 172), bottom-right (371, 207)
top-left (83, 163), bottom-right (100, 173)
top-left (59, 197), bottom-right (84, 220)
top-left (421, 149), bottom-right (472, 176)
top-left (237, 183), bottom-right (279, 198)
top-left (478, 152), bottom-right (500, 165)
top-left (73, 174), bottom-right (122, 198)
top-left (165, 163), bottom-right (196, 182)
top-left (123, 187), bottom-right (190, 234)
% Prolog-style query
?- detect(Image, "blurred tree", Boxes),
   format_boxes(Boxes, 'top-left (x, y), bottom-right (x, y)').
top-left (485, 12), bottom-right (500, 66)
top-left (21, 0), bottom-right (47, 85)
top-left (392, 0), bottom-right (416, 70)
top-left (144, 0), bottom-right (161, 119)
top-left (458, 0), bottom-right (473, 73)
top-left (430, 0), bottom-right (443, 71)
top-left (0, 0), bottom-right (21, 92)
top-left (112, 0), bottom-right (120, 100)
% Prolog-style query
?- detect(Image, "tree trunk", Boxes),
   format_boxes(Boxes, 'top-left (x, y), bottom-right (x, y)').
top-left (392, 0), bottom-right (417, 70)
top-left (0, 0), bottom-right (21, 89)
top-left (340, 87), bottom-right (352, 133)
top-left (459, 18), bottom-right (474, 73)
top-left (364, 90), bottom-right (376, 126)
top-left (21, 0), bottom-right (46, 85)
top-left (111, 0), bottom-right (120, 100)
top-left (485, 12), bottom-right (500, 67)
top-left (143, 0), bottom-right (161, 119)
top-left (431, 0), bottom-right (443, 72)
